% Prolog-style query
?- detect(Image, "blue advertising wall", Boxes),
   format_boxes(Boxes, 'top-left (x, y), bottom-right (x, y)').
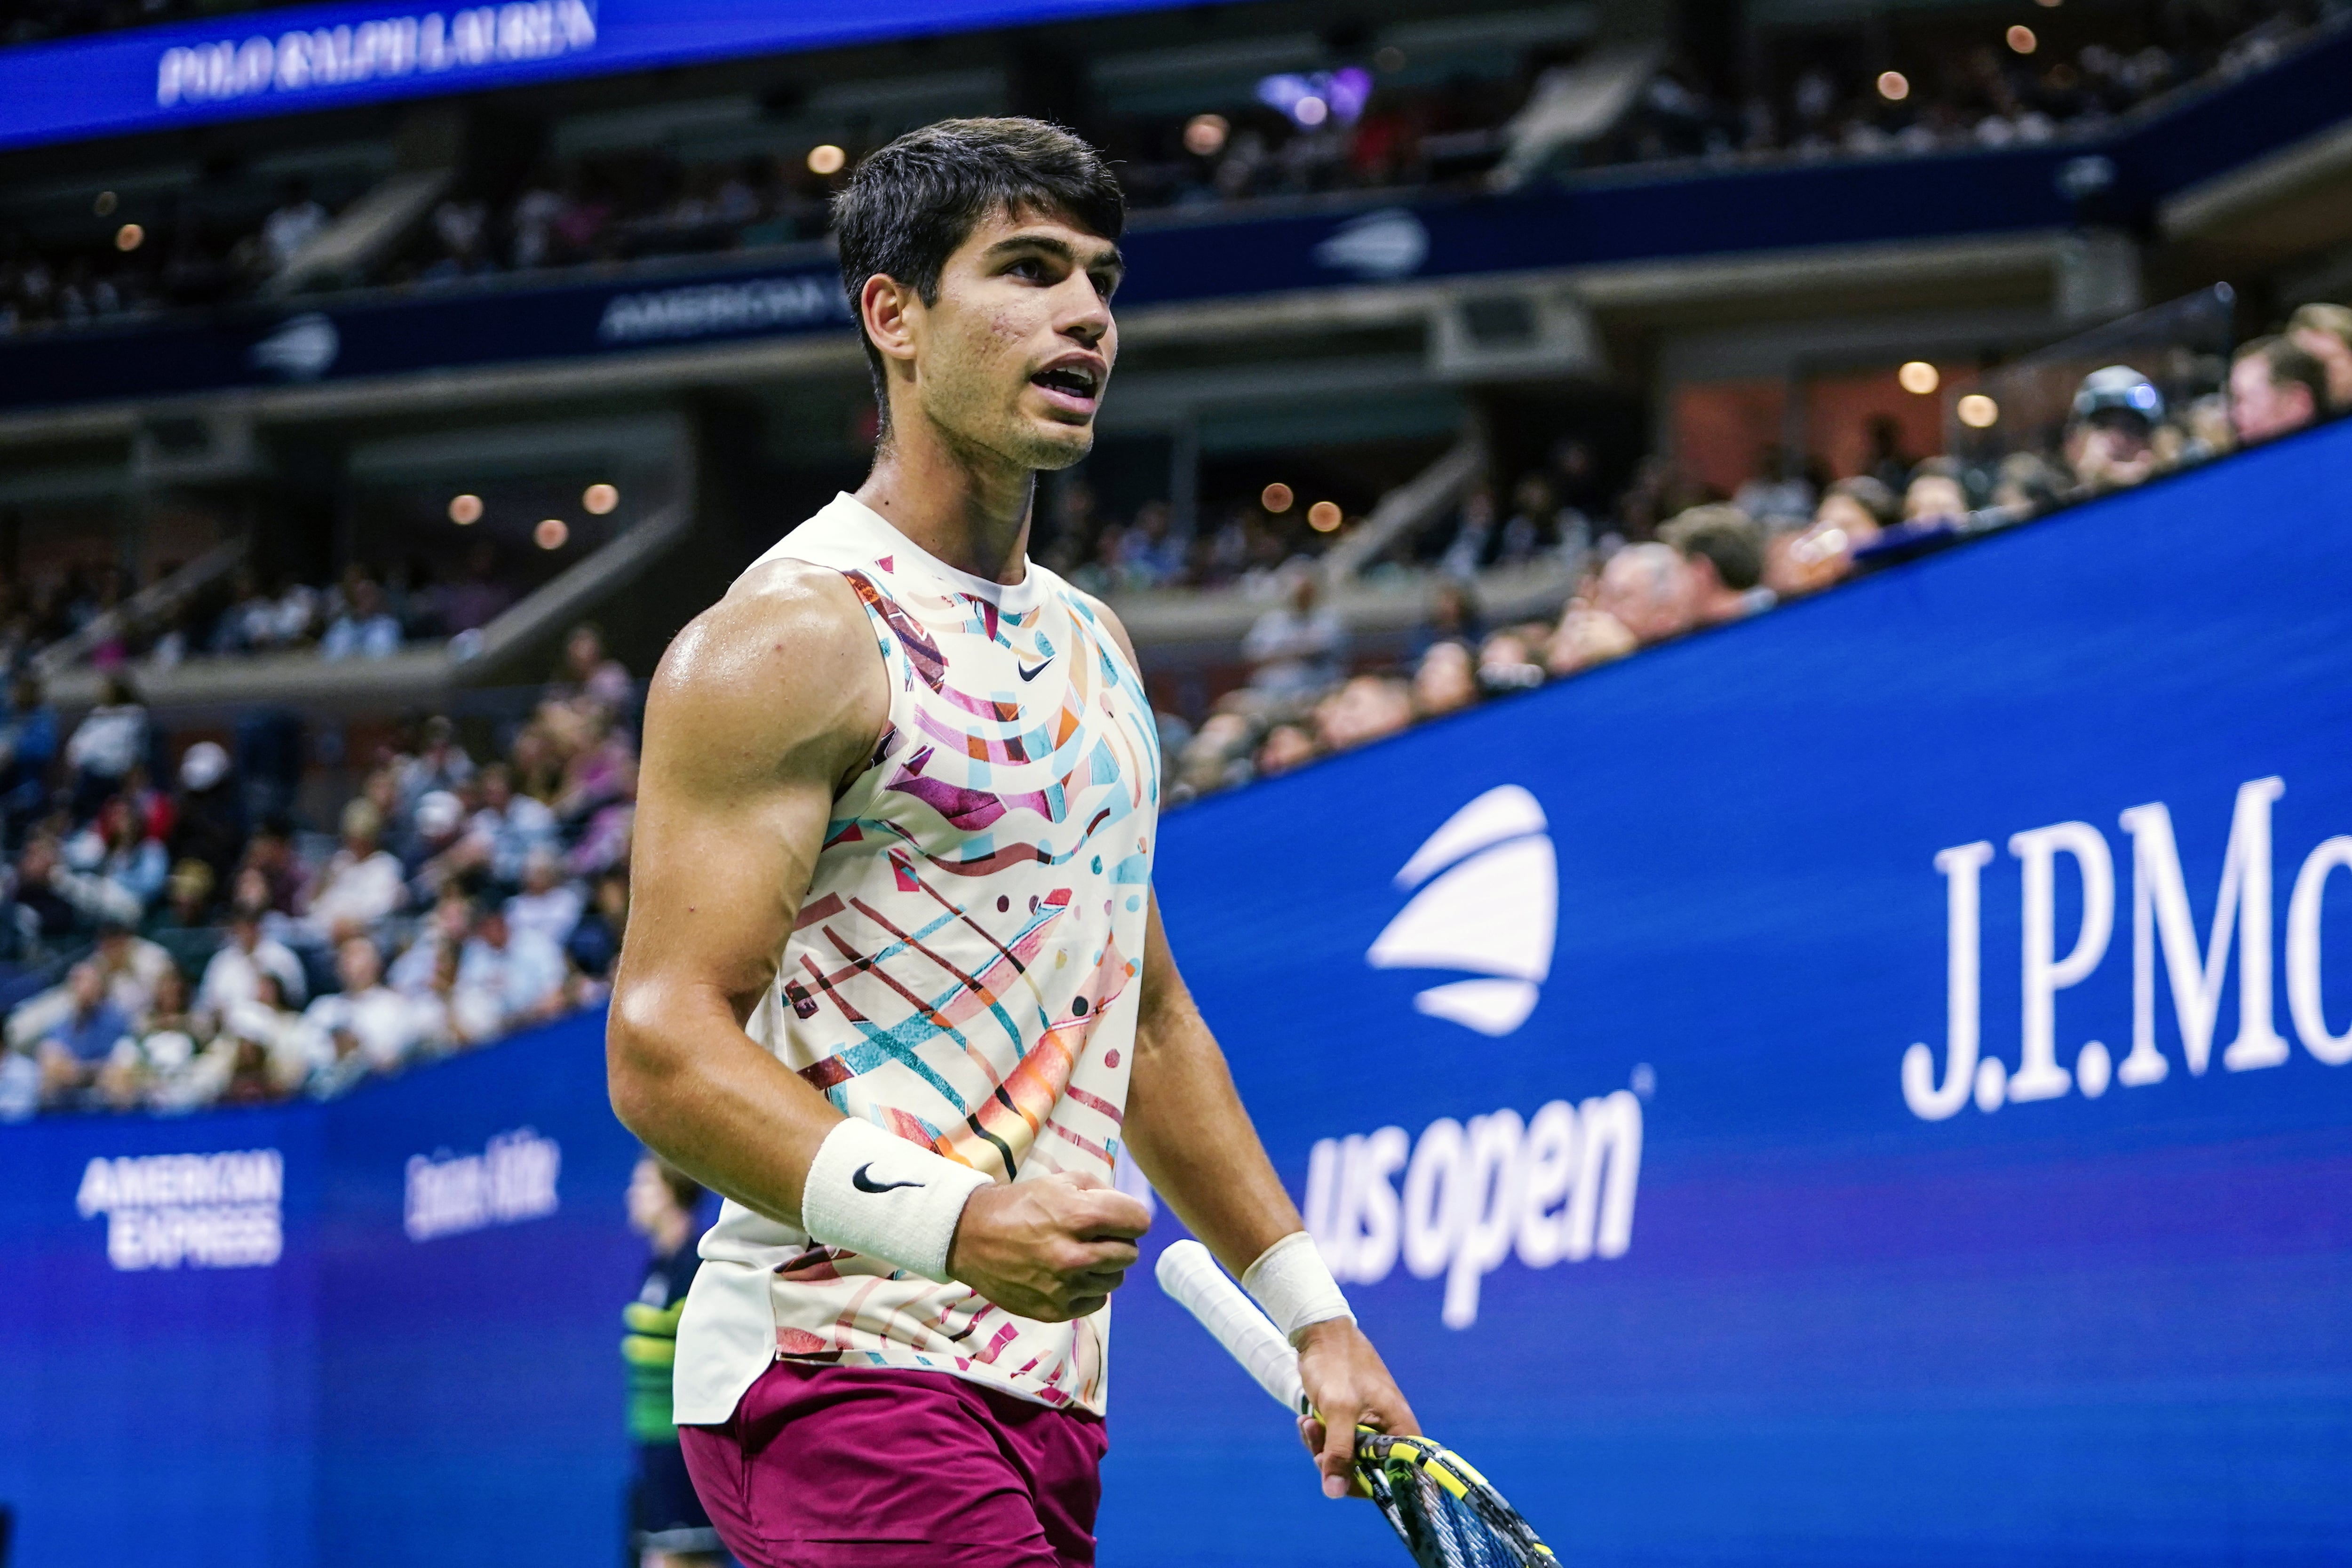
top-left (5, 420), bottom-right (2352, 1565)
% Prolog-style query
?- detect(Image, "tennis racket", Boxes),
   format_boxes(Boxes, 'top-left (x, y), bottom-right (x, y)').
top-left (1155, 1239), bottom-right (1558, 1568)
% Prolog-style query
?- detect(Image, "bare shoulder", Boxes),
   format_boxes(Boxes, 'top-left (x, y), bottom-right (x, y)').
top-left (644, 558), bottom-right (888, 794)
top-left (1068, 584), bottom-right (1143, 676)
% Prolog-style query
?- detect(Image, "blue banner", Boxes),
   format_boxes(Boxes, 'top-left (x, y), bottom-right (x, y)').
top-left (4, 422), bottom-right (2351, 1565)
top-left (0, 0), bottom-right (1250, 151)
top-left (1101, 416), bottom-right (2352, 1566)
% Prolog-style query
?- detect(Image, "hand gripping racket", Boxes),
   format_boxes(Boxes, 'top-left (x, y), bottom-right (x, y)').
top-left (1156, 1240), bottom-right (1558, 1568)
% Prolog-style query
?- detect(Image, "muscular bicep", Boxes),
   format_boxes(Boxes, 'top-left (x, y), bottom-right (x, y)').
top-left (617, 565), bottom-right (887, 1021)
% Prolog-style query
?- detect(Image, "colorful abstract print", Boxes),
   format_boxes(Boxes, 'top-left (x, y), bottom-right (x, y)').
top-left (762, 537), bottom-right (1158, 1414)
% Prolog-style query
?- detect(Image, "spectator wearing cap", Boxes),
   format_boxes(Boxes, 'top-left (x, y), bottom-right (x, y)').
top-left (405, 788), bottom-right (472, 901)
top-left (2229, 335), bottom-right (2328, 446)
top-left (1660, 506), bottom-right (1772, 626)
top-left (2065, 366), bottom-right (2164, 494)
top-left (197, 903), bottom-right (309, 1024)
top-left (167, 740), bottom-right (243, 886)
top-left (301, 798), bottom-right (407, 943)
top-left (2287, 303), bottom-right (2352, 413)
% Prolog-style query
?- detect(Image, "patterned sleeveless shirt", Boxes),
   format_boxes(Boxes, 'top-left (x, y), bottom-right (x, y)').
top-left (673, 493), bottom-right (1160, 1423)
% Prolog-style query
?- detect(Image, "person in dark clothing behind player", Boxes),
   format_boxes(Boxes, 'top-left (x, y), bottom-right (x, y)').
top-left (624, 1155), bottom-right (726, 1568)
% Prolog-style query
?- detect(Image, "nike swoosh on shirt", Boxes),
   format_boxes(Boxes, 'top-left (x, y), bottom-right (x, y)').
top-left (851, 1163), bottom-right (924, 1194)
top-left (1016, 657), bottom-right (1052, 681)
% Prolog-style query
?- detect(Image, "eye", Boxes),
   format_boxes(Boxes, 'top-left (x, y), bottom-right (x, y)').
top-left (1007, 256), bottom-right (1050, 281)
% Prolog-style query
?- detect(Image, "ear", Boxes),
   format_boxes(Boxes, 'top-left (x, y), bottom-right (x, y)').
top-left (860, 272), bottom-right (920, 366)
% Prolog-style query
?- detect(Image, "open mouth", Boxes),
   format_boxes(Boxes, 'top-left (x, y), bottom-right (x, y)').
top-left (1030, 362), bottom-right (1103, 415)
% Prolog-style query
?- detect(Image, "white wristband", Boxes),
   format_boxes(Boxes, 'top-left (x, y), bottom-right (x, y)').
top-left (1240, 1230), bottom-right (1355, 1346)
top-left (800, 1119), bottom-right (992, 1282)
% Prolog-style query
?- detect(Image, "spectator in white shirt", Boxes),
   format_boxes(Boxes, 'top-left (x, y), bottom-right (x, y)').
top-left (320, 577), bottom-right (404, 661)
top-left (458, 906), bottom-right (567, 1031)
top-left (198, 907), bottom-right (309, 1023)
top-left (302, 798), bottom-right (406, 942)
top-left (465, 763), bottom-right (558, 887)
top-left (1241, 571), bottom-right (1347, 700)
top-left (504, 847), bottom-right (584, 950)
top-left (64, 674), bottom-right (146, 816)
top-left (302, 936), bottom-right (430, 1088)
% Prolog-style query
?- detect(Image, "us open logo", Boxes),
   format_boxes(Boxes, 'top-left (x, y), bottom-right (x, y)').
top-left (1367, 784), bottom-right (1557, 1036)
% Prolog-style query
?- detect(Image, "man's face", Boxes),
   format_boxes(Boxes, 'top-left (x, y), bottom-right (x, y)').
top-left (338, 939), bottom-right (381, 993)
top-left (888, 205), bottom-right (1121, 473)
top-left (2231, 355), bottom-right (2313, 445)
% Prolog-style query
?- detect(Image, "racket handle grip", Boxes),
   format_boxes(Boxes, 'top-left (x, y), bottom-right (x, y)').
top-left (1156, 1239), bottom-right (1309, 1415)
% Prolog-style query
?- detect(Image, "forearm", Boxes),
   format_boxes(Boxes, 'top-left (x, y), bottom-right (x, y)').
top-left (606, 980), bottom-right (842, 1228)
top-left (1122, 990), bottom-right (1305, 1277)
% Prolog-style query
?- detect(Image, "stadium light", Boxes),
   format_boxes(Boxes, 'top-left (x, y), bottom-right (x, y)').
top-left (807, 143), bottom-right (846, 176)
top-left (448, 493), bottom-right (483, 525)
top-left (1957, 394), bottom-right (2001, 428)
top-left (2008, 24), bottom-right (2038, 53)
top-left (1899, 361), bottom-right (1940, 395)
top-left (535, 518), bottom-right (570, 550)
top-left (114, 223), bottom-right (142, 251)
top-left (93, 190), bottom-right (116, 215)
top-left (582, 483), bottom-right (619, 515)
top-left (1184, 114), bottom-right (1228, 157)
top-left (1295, 96), bottom-right (1328, 126)
top-left (1877, 71), bottom-right (1909, 101)
top-left (1261, 482), bottom-right (1294, 513)
top-left (1308, 501), bottom-right (1343, 532)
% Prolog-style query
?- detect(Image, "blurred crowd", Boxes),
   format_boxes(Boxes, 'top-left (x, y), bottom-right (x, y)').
top-left (1163, 304), bottom-right (2352, 804)
top-left (0, 1), bottom-right (2337, 330)
top-left (0, 541), bottom-right (529, 677)
top-left (0, 622), bottom-right (637, 1119)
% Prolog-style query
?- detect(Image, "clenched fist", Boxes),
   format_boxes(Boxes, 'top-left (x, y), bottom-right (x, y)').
top-left (946, 1169), bottom-right (1151, 1321)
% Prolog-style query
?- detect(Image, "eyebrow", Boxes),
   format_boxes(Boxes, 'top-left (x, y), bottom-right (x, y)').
top-left (983, 232), bottom-right (1126, 283)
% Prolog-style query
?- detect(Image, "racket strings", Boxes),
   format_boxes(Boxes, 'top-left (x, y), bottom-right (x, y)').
top-left (1361, 1436), bottom-right (1556, 1568)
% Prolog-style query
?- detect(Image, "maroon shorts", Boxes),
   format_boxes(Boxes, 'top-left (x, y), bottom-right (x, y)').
top-left (678, 1359), bottom-right (1109, 1568)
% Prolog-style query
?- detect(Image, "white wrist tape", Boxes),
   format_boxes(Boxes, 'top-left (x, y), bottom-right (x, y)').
top-left (799, 1119), bottom-right (992, 1282)
top-left (1240, 1230), bottom-right (1355, 1346)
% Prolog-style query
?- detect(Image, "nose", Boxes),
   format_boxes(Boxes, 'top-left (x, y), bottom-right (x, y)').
top-left (1058, 276), bottom-right (1111, 350)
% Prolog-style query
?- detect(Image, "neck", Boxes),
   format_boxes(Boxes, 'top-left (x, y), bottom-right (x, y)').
top-left (652, 1209), bottom-right (692, 1257)
top-left (854, 401), bottom-right (1038, 587)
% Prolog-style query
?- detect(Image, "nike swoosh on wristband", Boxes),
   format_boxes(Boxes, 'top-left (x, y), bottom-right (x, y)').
top-left (851, 1163), bottom-right (925, 1194)
top-left (1017, 657), bottom-right (1051, 680)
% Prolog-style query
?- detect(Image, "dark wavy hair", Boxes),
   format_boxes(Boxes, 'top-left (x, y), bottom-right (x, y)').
top-left (832, 117), bottom-right (1125, 422)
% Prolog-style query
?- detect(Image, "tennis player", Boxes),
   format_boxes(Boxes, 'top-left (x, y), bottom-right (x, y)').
top-left (606, 118), bottom-right (1416, 1568)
